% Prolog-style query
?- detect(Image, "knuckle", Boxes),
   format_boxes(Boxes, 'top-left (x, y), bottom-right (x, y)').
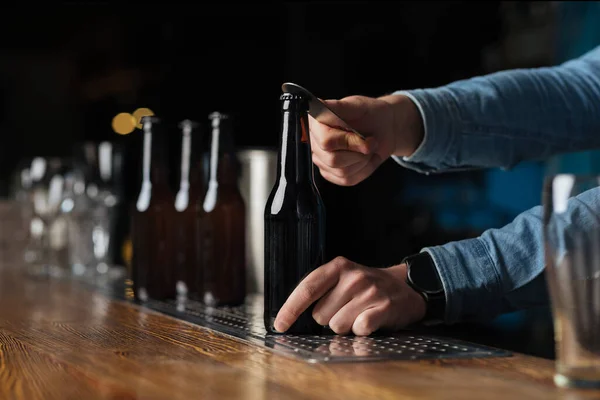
top-left (340, 174), bottom-right (360, 186)
top-left (312, 155), bottom-right (325, 170)
top-left (312, 132), bottom-right (327, 150)
top-left (337, 176), bottom-right (352, 186)
top-left (315, 128), bottom-right (333, 148)
top-left (354, 314), bottom-right (376, 336)
top-left (332, 256), bottom-right (350, 272)
top-left (300, 283), bottom-right (318, 304)
top-left (379, 297), bottom-right (393, 312)
top-left (312, 311), bottom-right (327, 326)
top-left (346, 270), bottom-right (369, 292)
top-left (329, 318), bottom-right (351, 335)
top-left (364, 284), bottom-right (380, 300)
top-left (353, 269), bottom-right (369, 283)
top-left (323, 152), bottom-right (337, 167)
top-left (328, 169), bottom-right (344, 179)
top-left (321, 137), bottom-right (339, 152)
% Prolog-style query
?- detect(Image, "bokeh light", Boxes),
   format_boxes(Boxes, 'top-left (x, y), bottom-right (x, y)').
top-left (112, 113), bottom-right (136, 135)
top-left (133, 108), bottom-right (155, 129)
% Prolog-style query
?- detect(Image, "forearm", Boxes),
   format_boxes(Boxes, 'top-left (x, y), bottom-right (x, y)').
top-left (393, 46), bottom-right (600, 174)
top-left (425, 186), bottom-right (600, 324)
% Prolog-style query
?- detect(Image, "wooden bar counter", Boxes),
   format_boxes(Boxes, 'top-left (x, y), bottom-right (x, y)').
top-left (0, 261), bottom-right (599, 400)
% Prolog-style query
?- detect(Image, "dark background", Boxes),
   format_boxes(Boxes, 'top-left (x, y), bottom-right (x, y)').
top-left (0, 1), bottom-right (505, 261)
top-left (0, 2), bottom-right (564, 358)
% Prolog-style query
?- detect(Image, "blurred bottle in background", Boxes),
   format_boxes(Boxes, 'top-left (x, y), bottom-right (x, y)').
top-left (173, 119), bottom-right (206, 304)
top-left (130, 116), bottom-right (176, 301)
top-left (200, 112), bottom-right (246, 307)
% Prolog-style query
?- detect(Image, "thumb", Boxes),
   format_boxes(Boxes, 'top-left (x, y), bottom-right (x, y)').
top-left (322, 96), bottom-right (370, 125)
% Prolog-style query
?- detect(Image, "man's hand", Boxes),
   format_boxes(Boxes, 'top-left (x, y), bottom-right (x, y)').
top-left (273, 256), bottom-right (427, 336)
top-left (309, 94), bottom-right (423, 187)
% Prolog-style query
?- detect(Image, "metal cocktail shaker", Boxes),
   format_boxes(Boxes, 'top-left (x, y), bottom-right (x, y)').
top-left (237, 148), bottom-right (277, 294)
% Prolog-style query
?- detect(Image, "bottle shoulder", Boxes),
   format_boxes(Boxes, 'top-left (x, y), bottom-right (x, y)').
top-left (265, 182), bottom-right (324, 218)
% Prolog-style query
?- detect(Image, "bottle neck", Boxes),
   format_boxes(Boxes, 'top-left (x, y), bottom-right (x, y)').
top-left (141, 125), bottom-right (169, 187)
top-left (175, 122), bottom-right (205, 211)
top-left (279, 108), bottom-right (313, 186)
top-left (204, 116), bottom-right (238, 187)
top-left (178, 124), bottom-right (205, 191)
top-left (202, 114), bottom-right (239, 213)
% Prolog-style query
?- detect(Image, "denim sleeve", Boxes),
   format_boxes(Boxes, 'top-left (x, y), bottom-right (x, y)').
top-left (392, 45), bottom-right (600, 174)
top-left (424, 185), bottom-right (600, 324)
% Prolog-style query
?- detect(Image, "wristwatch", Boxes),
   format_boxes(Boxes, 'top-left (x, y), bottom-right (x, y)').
top-left (402, 252), bottom-right (446, 326)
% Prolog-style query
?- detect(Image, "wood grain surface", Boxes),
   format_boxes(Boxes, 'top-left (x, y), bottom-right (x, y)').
top-left (0, 205), bottom-right (599, 399)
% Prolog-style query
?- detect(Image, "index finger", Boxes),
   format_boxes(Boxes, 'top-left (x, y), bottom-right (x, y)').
top-left (273, 261), bottom-right (341, 332)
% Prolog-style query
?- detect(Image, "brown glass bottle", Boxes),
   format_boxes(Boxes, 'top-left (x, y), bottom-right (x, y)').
top-left (200, 112), bottom-right (246, 306)
top-left (173, 119), bottom-right (206, 302)
top-left (264, 93), bottom-right (326, 335)
top-left (131, 116), bottom-right (176, 301)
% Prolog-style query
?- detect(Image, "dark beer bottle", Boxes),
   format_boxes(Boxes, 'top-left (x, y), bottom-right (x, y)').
top-left (131, 116), bottom-right (176, 301)
top-left (173, 119), bottom-right (206, 302)
top-left (200, 112), bottom-right (246, 306)
top-left (264, 93), bottom-right (326, 334)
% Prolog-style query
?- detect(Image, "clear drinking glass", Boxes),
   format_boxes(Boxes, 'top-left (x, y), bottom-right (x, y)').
top-left (26, 157), bottom-right (70, 277)
top-left (544, 174), bottom-right (600, 389)
top-left (65, 141), bottom-right (122, 280)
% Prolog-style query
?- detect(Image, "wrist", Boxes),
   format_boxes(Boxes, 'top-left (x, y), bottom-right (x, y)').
top-left (379, 93), bottom-right (424, 158)
top-left (387, 263), bottom-right (427, 323)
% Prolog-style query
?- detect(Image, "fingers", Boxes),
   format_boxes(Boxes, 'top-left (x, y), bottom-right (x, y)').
top-left (310, 141), bottom-right (365, 169)
top-left (327, 298), bottom-right (372, 335)
top-left (311, 280), bottom-right (355, 326)
top-left (313, 154), bottom-right (370, 179)
top-left (321, 292), bottom-right (391, 336)
top-left (352, 306), bottom-right (390, 336)
top-left (273, 257), bottom-right (346, 333)
top-left (309, 114), bottom-right (382, 186)
top-left (312, 263), bottom-right (375, 326)
top-left (309, 115), bottom-right (377, 155)
top-left (316, 154), bottom-right (383, 187)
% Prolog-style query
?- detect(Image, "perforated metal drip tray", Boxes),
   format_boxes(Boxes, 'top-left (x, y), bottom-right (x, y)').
top-left (71, 273), bottom-right (507, 363)
top-left (80, 274), bottom-right (511, 363)
top-left (143, 296), bottom-right (511, 363)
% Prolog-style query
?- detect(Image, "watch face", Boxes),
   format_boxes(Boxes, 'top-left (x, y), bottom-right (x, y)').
top-left (408, 262), bottom-right (443, 294)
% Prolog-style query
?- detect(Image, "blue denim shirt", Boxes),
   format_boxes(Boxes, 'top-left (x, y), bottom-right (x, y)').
top-left (391, 45), bottom-right (600, 324)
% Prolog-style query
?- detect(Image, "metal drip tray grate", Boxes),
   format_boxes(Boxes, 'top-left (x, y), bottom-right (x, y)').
top-left (140, 296), bottom-right (512, 363)
top-left (77, 274), bottom-right (511, 363)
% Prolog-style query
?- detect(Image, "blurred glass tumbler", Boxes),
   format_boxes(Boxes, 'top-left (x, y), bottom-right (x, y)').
top-left (544, 174), bottom-right (600, 389)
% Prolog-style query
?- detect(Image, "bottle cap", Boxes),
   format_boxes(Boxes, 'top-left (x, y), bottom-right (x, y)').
top-left (280, 93), bottom-right (307, 101)
top-left (280, 93), bottom-right (309, 111)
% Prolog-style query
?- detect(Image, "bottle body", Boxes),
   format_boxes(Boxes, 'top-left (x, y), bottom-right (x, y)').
top-left (264, 93), bottom-right (326, 334)
top-left (200, 113), bottom-right (247, 306)
top-left (131, 116), bottom-right (176, 301)
top-left (132, 196), bottom-right (175, 301)
top-left (201, 178), bottom-right (246, 306)
top-left (173, 198), bottom-right (205, 302)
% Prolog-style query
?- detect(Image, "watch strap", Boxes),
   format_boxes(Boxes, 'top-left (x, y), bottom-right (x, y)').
top-left (403, 252), bottom-right (446, 326)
